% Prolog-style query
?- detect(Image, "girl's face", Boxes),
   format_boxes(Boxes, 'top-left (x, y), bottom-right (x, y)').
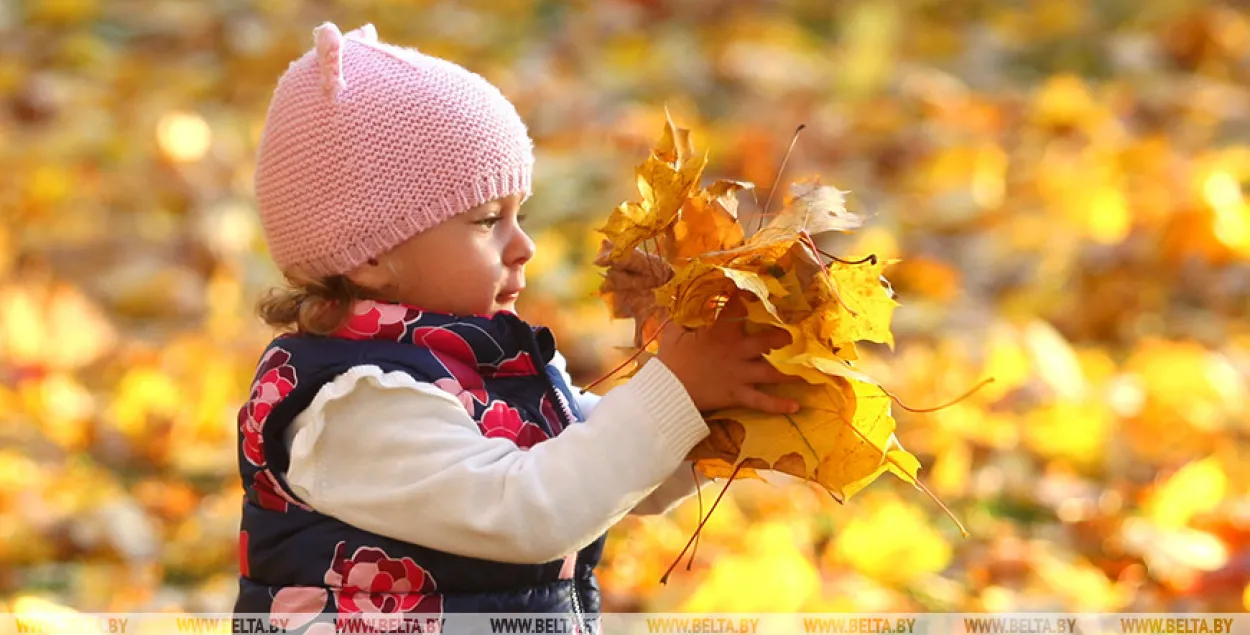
top-left (347, 194), bottom-right (535, 316)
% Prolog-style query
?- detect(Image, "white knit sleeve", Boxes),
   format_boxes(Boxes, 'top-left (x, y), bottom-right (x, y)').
top-left (549, 352), bottom-right (714, 516)
top-left (283, 358), bottom-right (708, 564)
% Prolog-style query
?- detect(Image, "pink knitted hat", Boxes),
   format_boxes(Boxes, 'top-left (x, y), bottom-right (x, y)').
top-left (254, 22), bottom-right (534, 278)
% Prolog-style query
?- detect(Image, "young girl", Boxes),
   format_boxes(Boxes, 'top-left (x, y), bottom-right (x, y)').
top-left (235, 22), bottom-right (799, 628)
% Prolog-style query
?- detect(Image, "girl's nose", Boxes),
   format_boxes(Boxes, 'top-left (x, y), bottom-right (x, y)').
top-left (506, 223), bottom-right (535, 267)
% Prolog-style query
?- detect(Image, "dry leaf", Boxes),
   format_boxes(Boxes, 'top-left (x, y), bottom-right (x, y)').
top-left (596, 116), bottom-right (930, 512)
top-left (599, 112), bottom-right (708, 261)
top-left (689, 377), bottom-right (920, 501)
top-left (595, 241), bottom-right (673, 347)
top-left (822, 258), bottom-right (901, 349)
top-left (662, 180), bottom-right (751, 261)
top-left (763, 179), bottom-right (863, 236)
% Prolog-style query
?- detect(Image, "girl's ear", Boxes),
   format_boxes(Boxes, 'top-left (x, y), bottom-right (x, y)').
top-left (344, 257), bottom-right (389, 292)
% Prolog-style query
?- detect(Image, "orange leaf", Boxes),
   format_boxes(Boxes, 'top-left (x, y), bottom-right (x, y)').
top-left (596, 115), bottom-right (935, 514)
top-left (690, 377), bottom-right (920, 500)
top-left (595, 240), bottom-right (673, 347)
top-left (663, 180), bottom-right (751, 261)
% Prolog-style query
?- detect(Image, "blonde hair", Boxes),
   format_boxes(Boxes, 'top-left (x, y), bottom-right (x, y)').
top-left (256, 272), bottom-right (375, 336)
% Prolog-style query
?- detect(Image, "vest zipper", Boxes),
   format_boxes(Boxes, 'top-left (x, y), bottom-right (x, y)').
top-left (569, 573), bottom-right (586, 635)
top-left (519, 326), bottom-right (576, 435)
top-left (514, 321), bottom-right (585, 630)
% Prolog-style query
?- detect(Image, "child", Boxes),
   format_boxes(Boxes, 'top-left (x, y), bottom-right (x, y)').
top-left (234, 21), bottom-right (800, 628)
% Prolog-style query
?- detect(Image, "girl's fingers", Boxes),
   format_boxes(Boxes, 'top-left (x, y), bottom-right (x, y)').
top-left (739, 329), bottom-right (793, 357)
top-left (733, 385), bottom-right (801, 415)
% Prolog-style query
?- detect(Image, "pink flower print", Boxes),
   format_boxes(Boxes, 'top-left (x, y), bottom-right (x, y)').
top-left (324, 542), bottom-right (443, 618)
top-left (480, 401), bottom-right (549, 449)
top-left (270, 587), bottom-right (329, 631)
top-left (240, 348), bottom-right (297, 467)
top-left (411, 326), bottom-right (481, 387)
top-left (433, 377), bottom-right (487, 415)
top-left (491, 351), bottom-right (538, 377)
top-left (339, 301), bottom-right (423, 341)
top-left (253, 469), bottom-right (307, 513)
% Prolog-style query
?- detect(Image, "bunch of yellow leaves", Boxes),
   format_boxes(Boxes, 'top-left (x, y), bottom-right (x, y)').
top-left (595, 113), bottom-right (965, 540)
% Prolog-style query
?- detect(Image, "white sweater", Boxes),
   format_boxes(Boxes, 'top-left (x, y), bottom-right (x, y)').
top-left (281, 355), bottom-right (713, 565)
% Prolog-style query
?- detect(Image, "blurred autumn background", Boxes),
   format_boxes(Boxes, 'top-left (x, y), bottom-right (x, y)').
top-left (3, 0), bottom-right (1250, 618)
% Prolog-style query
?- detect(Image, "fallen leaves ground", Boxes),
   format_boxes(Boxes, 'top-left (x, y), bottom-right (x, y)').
top-left (2, 0), bottom-right (1250, 615)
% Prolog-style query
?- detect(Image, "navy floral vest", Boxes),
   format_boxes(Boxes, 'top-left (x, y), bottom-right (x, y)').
top-left (234, 301), bottom-right (605, 629)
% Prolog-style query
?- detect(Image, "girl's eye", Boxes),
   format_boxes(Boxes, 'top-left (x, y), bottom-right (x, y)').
top-left (476, 212), bottom-right (524, 229)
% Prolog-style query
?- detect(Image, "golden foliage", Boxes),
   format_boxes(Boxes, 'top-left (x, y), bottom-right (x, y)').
top-left (597, 114), bottom-right (929, 514)
top-left (5, 0), bottom-right (1250, 616)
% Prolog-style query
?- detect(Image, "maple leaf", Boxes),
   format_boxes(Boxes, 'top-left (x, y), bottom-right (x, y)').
top-left (821, 257), bottom-right (900, 349)
top-left (594, 114), bottom-right (969, 542)
top-left (661, 180), bottom-right (750, 262)
top-left (650, 260), bottom-right (735, 330)
top-left (688, 376), bottom-right (920, 502)
top-left (653, 261), bottom-right (790, 331)
top-left (708, 237), bottom-right (828, 324)
top-left (761, 178), bottom-right (863, 236)
top-left (726, 296), bottom-right (870, 389)
top-left (599, 202), bottom-right (664, 263)
top-left (595, 240), bottom-right (673, 348)
top-left (599, 112), bottom-right (708, 261)
top-left (636, 139), bottom-right (707, 231)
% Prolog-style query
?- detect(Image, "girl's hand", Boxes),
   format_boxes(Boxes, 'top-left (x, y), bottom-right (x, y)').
top-left (656, 297), bottom-right (802, 415)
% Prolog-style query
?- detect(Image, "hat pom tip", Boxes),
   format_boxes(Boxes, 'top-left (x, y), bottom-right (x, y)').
top-left (349, 23), bottom-right (378, 41)
top-left (313, 21), bottom-right (347, 100)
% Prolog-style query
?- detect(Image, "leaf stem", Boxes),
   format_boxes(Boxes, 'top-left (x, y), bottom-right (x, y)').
top-left (647, 235), bottom-right (666, 280)
top-left (783, 413), bottom-right (820, 465)
top-left (756, 124), bottom-right (807, 235)
top-left (912, 474), bottom-right (969, 537)
top-left (879, 377), bottom-right (996, 413)
top-left (579, 317), bottom-right (672, 394)
top-left (661, 461), bottom-right (744, 584)
top-left (816, 249), bottom-right (878, 266)
top-left (838, 398), bottom-right (970, 537)
top-left (687, 462), bottom-right (703, 571)
top-left (798, 230), bottom-right (858, 317)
